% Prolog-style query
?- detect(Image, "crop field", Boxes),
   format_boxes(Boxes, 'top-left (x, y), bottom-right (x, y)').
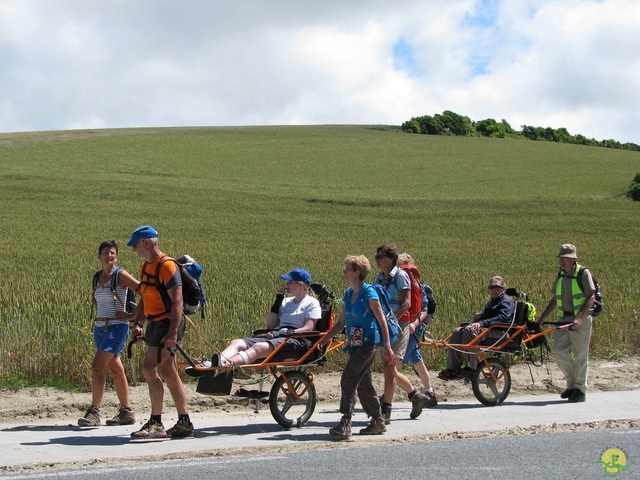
top-left (0, 125), bottom-right (638, 388)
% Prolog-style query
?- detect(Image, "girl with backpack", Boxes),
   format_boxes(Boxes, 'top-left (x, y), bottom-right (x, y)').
top-left (78, 240), bottom-right (139, 427)
top-left (319, 255), bottom-right (395, 439)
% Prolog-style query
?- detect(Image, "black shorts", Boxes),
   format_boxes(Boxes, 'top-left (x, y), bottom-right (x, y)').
top-left (144, 316), bottom-right (186, 348)
top-left (243, 336), bottom-right (312, 353)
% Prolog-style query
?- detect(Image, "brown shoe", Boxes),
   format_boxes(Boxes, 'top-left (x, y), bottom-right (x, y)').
top-left (78, 406), bottom-right (101, 427)
top-left (105, 407), bottom-right (135, 426)
top-left (329, 415), bottom-right (352, 439)
top-left (360, 416), bottom-right (386, 435)
top-left (424, 390), bottom-right (438, 408)
top-left (409, 391), bottom-right (428, 419)
top-left (379, 395), bottom-right (391, 425)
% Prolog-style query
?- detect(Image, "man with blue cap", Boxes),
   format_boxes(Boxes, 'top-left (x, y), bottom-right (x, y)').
top-left (127, 225), bottom-right (194, 439)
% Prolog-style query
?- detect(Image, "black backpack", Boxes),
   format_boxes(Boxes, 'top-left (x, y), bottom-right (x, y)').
top-left (578, 266), bottom-right (603, 317)
top-left (141, 254), bottom-right (204, 319)
top-left (92, 267), bottom-right (137, 314)
top-left (419, 282), bottom-right (437, 315)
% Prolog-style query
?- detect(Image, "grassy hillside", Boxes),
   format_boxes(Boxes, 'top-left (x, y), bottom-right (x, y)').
top-left (1, 125), bottom-right (638, 387)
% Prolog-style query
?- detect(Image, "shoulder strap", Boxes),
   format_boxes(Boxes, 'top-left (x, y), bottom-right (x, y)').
top-left (111, 267), bottom-right (122, 293)
top-left (153, 254), bottom-right (173, 286)
top-left (92, 270), bottom-right (101, 290)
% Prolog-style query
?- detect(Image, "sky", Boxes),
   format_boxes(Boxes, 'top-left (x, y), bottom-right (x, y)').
top-left (1, 0), bottom-right (639, 143)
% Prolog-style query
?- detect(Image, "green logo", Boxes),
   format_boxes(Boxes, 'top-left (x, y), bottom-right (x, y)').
top-left (595, 448), bottom-right (636, 477)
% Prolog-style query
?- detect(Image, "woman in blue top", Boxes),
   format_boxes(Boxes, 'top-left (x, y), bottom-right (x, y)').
top-left (319, 255), bottom-right (394, 439)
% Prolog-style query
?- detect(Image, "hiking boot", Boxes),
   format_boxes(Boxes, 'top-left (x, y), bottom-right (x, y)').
top-left (130, 420), bottom-right (167, 439)
top-left (409, 391), bottom-right (429, 419)
top-left (105, 407), bottom-right (136, 426)
top-left (78, 406), bottom-right (101, 427)
top-left (424, 390), bottom-right (438, 408)
top-left (379, 395), bottom-right (391, 425)
top-left (167, 420), bottom-right (195, 438)
top-left (359, 416), bottom-right (386, 435)
top-left (329, 415), bottom-right (352, 439)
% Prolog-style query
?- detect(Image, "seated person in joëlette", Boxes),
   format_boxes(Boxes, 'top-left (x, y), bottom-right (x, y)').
top-left (215, 268), bottom-right (322, 367)
top-left (438, 276), bottom-right (515, 380)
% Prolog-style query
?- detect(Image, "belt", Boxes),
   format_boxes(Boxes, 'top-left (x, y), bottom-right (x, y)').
top-left (562, 311), bottom-right (575, 318)
top-left (95, 317), bottom-right (116, 322)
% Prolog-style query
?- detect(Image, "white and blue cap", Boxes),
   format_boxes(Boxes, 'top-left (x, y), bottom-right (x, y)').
top-left (126, 225), bottom-right (158, 246)
top-left (281, 268), bottom-right (312, 285)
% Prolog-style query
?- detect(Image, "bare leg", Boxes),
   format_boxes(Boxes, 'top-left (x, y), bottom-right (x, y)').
top-left (412, 360), bottom-right (433, 390)
top-left (90, 350), bottom-right (117, 408)
top-left (107, 355), bottom-right (131, 408)
top-left (142, 347), bottom-right (165, 416)
top-left (158, 350), bottom-right (189, 415)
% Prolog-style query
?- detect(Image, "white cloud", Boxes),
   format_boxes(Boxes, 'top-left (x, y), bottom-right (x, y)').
top-left (0, 0), bottom-right (638, 143)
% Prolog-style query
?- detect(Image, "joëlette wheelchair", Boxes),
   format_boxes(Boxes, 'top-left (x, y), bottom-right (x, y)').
top-left (419, 288), bottom-right (566, 406)
top-left (177, 283), bottom-right (346, 429)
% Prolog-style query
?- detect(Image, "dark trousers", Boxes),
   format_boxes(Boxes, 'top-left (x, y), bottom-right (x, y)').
top-left (339, 344), bottom-right (382, 419)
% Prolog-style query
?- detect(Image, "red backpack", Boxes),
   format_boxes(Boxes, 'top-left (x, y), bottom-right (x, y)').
top-left (398, 264), bottom-right (423, 321)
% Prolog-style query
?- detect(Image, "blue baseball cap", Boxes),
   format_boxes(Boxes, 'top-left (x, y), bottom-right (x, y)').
top-left (126, 225), bottom-right (158, 246)
top-left (281, 268), bottom-right (312, 285)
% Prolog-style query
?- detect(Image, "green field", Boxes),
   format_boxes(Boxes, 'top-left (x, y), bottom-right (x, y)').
top-left (1, 125), bottom-right (638, 387)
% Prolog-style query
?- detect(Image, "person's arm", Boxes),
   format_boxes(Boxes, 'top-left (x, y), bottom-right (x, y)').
top-left (573, 269), bottom-right (596, 328)
top-left (161, 284), bottom-right (183, 351)
top-left (395, 288), bottom-right (411, 320)
top-left (266, 288), bottom-right (286, 329)
top-left (319, 311), bottom-right (345, 348)
top-left (573, 290), bottom-right (595, 328)
top-left (117, 269), bottom-right (140, 293)
top-left (370, 299), bottom-right (394, 366)
top-left (477, 297), bottom-right (514, 328)
top-left (115, 269), bottom-right (140, 321)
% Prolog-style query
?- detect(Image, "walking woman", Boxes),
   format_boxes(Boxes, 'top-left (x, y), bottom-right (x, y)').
top-left (78, 240), bottom-right (138, 427)
top-left (319, 255), bottom-right (395, 439)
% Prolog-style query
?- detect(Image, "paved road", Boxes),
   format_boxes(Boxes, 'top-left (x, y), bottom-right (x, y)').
top-left (1, 390), bottom-right (638, 471)
top-left (3, 428), bottom-right (640, 480)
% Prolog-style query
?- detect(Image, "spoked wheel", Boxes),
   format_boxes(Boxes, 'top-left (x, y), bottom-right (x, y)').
top-left (269, 370), bottom-right (317, 428)
top-left (472, 357), bottom-right (511, 406)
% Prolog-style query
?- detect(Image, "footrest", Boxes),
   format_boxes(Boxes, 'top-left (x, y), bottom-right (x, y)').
top-left (196, 370), bottom-right (233, 396)
top-left (234, 388), bottom-right (269, 399)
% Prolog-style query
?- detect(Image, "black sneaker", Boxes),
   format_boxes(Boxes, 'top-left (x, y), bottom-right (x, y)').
top-left (567, 390), bottom-right (586, 403)
top-left (560, 388), bottom-right (576, 399)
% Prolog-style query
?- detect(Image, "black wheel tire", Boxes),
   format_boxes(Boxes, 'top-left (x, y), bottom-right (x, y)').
top-left (472, 357), bottom-right (511, 406)
top-left (269, 371), bottom-right (316, 428)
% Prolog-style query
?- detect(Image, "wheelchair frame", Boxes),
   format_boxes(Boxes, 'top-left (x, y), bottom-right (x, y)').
top-left (419, 289), bottom-right (566, 406)
top-left (177, 283), bottom-right (346, 428)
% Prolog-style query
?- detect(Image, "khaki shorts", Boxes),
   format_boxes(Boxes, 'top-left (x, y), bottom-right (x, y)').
top-left (390, 321), bottom-right (411, 360)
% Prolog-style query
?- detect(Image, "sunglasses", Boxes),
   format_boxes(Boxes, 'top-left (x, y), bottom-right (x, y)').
top-left (488, 285), bottom-right (503, 290)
